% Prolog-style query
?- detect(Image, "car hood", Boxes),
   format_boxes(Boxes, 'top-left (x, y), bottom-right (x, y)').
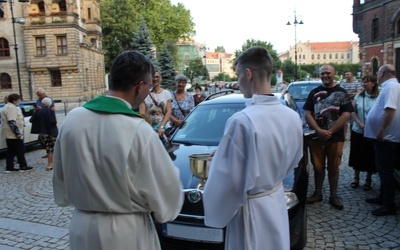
top-left (167, 143), bottom-right (296, 191)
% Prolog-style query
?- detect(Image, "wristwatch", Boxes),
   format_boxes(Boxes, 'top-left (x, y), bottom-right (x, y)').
top-left (160, 126), bottom-right (164, 129)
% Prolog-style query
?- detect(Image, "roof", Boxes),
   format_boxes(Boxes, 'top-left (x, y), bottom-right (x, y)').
top-left (307, 41), bottom-right (358, 51)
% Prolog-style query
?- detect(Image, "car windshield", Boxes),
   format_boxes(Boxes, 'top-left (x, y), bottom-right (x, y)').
top-left (287, 84), bottom-right (319, 101)
top-left (172, 103), bottom-right (245, 146)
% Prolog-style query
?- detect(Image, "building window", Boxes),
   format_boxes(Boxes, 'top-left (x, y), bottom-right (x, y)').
top-left (88, 8), bottom-right (91, 19)
top-left (0, 38), bottom-right (10, 57)
top-left (50, 70), bottom-right (62, 86)
top-left (1, 73), bottom-right (12, 89)
top-left (372, 18), bottom-right (379, 40)
top-left (317, 54), bottom-right (320, 60)
top-left (38, 1), bottom-right (45, 14)
top-left (335, 53), bottom-right (338, 59)
top-left (341, 53), bottom-right (344, 59)
top-left (36, 37), bottom-right (46, 55)
top-left (323, 54), bottom-right (326, 59)
top-left (347, 53), bottom-right (350, 59)
top-left (0, 8), bottom-right (4, 18)
top-left (59, 0), bottom-right (66, 11)
top-left (397, 17), bottom-right (400, 37)
top-left (329, 54), bottom-right (332, 59)
top-left (57, 35), bottom-right (67, 54)
top-left (303, 55), bottom-right (305, 60)
top-left (311, 54), bottom-right (314, 60)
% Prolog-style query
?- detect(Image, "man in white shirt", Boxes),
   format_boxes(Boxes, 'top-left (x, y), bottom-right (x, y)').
top-left (203, 46), bottom-right (303, 250)
top-left (364, 64), bottom-right (400, 216)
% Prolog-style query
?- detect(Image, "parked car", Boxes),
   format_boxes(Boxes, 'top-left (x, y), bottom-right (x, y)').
top-left (156, 91), bottom-right (313, 249)
top-left (283, 81), bottom-right (322, 117)
top-left (0, 101), bottom-right (39, 153)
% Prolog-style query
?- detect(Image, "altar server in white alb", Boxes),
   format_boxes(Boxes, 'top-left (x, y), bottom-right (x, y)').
top-left (52, 51), bottom-right (183, 250)
top-left (203, 46), bottom-right (303, 250)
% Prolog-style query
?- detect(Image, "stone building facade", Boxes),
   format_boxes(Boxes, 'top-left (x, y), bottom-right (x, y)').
top-left (280, 41), bottom-right (360, 65)
top-left (0, 0), bottom-right (105, 102)
top-left (353, 0), bottom-right (400, 79)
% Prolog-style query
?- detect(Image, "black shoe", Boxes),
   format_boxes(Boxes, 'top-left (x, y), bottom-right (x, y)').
top-left (329, 196), bottom-right (344, 210)
top-left (19, 166), bottom-right (33, 172)
top-left (371, 206), bottom-right (396, 216)
top-left (365, 197), bottom-right (383, 205)
top-left (307, 193), bottom-right (323, 204)
top-left (5, 168), bottom-right (19, 173)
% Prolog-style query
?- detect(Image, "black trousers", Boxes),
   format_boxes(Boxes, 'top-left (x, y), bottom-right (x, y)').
top-left (6, 138), bottom-right (27, 169)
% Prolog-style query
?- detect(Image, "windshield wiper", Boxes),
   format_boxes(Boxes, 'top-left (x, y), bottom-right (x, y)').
top-left (171, 140), bottom-right (202, 146)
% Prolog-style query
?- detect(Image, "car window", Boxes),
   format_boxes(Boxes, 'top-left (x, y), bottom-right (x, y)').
top-left (19, 104), bottom-right (35, 117)
top-left (288, 84), bottom-right (319, 100)
top-left (173, 103), bottom-right (245, 146)
top-left (0, 103), bottom-right (35, 124)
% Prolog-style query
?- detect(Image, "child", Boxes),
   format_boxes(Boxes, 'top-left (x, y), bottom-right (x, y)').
top-left (148, 105), bottom-right (170, 146)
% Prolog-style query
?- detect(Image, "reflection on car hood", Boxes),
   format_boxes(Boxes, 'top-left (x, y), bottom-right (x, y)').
top-left (167, 143), bottom-right (295, 191)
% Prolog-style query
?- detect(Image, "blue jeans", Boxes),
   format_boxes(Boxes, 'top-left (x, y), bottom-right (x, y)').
top-left (373, 140), bottom-right (399, 208)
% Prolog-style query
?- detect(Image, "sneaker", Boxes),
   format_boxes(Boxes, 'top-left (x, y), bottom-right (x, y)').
top-left (365, 197), bottom-right (383, 205)
top-left (19, 166), bottom-right (33, 172)
top-left (307, 193), bottom-right (323, 204)
top-left (329, 196), bottom-right (344, 210)
top-left (371, 206), bottom-right (396, 216)
top-left (5, 168), bottom-right (19, 173)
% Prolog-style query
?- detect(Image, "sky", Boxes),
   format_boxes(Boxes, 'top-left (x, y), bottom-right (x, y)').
top-left (169, 0), bottom-right (359, 54)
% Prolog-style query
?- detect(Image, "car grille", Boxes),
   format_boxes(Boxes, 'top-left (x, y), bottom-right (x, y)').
top-left (159, 234), bottom-right (224, 250)
top-left (181, 191), bottom-right (205, 216)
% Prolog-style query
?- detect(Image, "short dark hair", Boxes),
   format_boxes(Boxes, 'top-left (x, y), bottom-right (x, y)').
top-left (195, 86), bottom-right (202, 91)
top-left (233, 46), bottom-right (273, 79)
top-left (109, 51), bottom-right (155, 92)
top-left (8, 93), bottom-right (20, 103)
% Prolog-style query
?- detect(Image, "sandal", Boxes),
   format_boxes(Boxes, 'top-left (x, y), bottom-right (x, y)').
top-left (46, 166), bottom-right (53, 171)
top-left (363, 180), bottom-right (371, 191)
top-left (350, 178), bottom-right (359, 188)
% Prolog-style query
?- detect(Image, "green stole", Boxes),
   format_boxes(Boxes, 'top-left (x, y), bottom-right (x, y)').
top-left (83, 95), bottom-right (141, 118)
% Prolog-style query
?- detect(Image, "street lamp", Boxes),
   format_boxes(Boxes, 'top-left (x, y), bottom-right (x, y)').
top-left (287, 10), bottom-right (303, 81)
top-left (200, 44), bottom-right (209, 80)
top-left (0, 0), bottom-right (29, 99)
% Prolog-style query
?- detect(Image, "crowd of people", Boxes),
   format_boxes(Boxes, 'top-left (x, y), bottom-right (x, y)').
top-left (1, 48), bottom-right (399, 249)
top-left (304, 63), bottom-right (400, 216)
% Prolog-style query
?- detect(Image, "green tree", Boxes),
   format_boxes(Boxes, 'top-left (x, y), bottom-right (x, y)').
top-left (215, 46), bottom-right (225, 53)
top-left (234, 39), bottom-right (282, 72)
top-left (157, 44), bottom-right (176, 88)
top-left (101, 0), bottom-right (137, 71)
top-left (130, 17), bottom-right (156, 62)
top-left (184, 58), bottom-right (208, 84)
top-left (214, 72), bottom-right (231, 82)
top-left (101, 0), bottom-right (195, 72)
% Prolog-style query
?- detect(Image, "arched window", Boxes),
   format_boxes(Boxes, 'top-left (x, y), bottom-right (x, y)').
top-left (396, 16), bottom-right (400, 37)
top-left (59, 0), bottom-right (66, 11)
top-left (0, 38), bottom-right (10, 57)
top-left (372, 58), bottom-right (379, 75)
top-left (1, 73), bottom-right (12, 89)
top-left (38, 1), bottom-right (45, 14)
top-left (0, 8), bottom-right (4, 18)
top-left (372, 18), bottom-right (379, 41)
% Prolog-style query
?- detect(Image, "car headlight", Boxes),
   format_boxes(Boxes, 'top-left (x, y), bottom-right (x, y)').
top-left (285, 192), bottom-right (299, 210)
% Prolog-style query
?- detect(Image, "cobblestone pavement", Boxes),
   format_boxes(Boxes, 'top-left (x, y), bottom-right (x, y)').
top-left (0, 119), bottom-right (399, 249)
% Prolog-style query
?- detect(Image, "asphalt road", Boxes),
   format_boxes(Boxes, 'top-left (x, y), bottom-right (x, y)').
top-left (0, 113), bottom-right (399, 249)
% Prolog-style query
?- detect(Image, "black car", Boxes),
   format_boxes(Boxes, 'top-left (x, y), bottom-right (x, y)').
top-left (157, 91), bottom-right (313, 249)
